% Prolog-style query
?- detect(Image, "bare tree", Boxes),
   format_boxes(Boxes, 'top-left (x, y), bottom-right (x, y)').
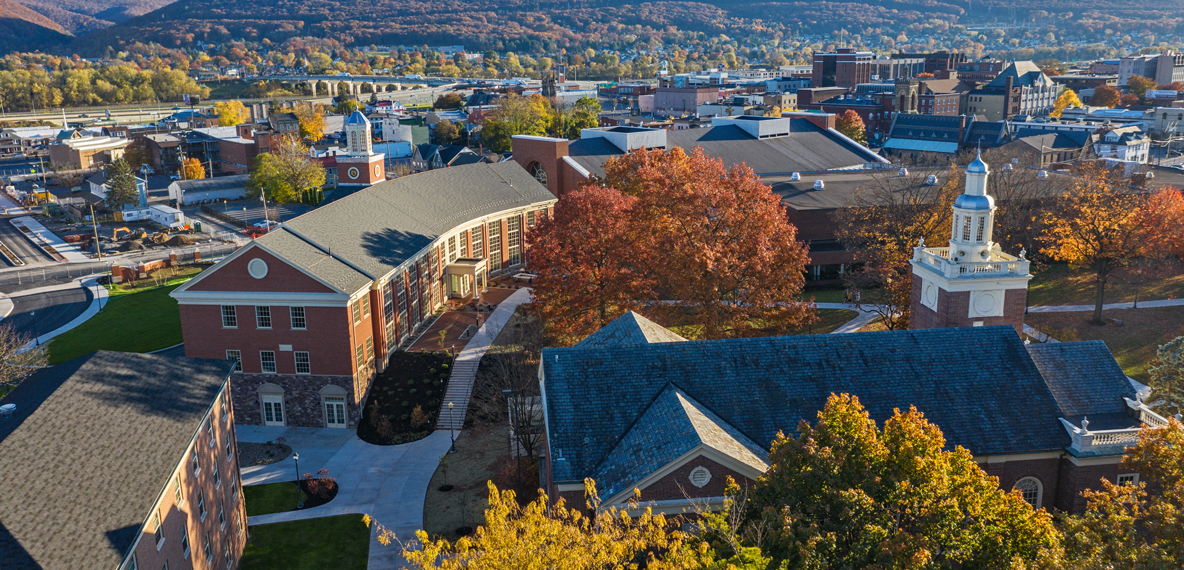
top-left (468, 311), bottom-right (544, 461)
top-left (0, 323), bottom-right (47, 390)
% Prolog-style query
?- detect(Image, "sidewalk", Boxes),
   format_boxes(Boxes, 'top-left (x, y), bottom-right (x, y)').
top-left (16, 276), bottom-right (108, 350)
top-left (238, 426), bottom-right (452, 570)
top-left (437, 287), bottom-right (532, 432)
top-left (11, 216), bottom-right (89, 261)
top-left (816, 302), bottom-right (881, 334)
top-left (0, 192), bottom-right (27, 215)
top-left (1027, 298), bottom-right (1184, 313)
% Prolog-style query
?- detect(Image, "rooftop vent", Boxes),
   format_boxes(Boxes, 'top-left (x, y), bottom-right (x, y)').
top-left (813, 180), bottom-right (825, 190)
top-left (1002, 163), bottom-right (1014, 171)
top-left (898, 167), bottom-right (908, 176)
top-left (790, 172), bottom-right (801, 181)
top-left (0, 403), bottom-right (14, 417)
top-left (580, 126), bottom-right (666, 152)
top-left (926, 174), bottom-right (939, 185)
top-left (1037, 170), bottom-right (1049, 179)
top-left (1146, 171), bottom-right (1155, 179)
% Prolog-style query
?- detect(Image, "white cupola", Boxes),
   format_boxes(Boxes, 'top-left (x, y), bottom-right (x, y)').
top-left (344, 111), bottom-right (373, 156)
top-left (948, 150), bottom-right (996, 262)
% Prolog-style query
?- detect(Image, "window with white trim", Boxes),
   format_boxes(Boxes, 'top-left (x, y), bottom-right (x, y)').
top-left (1118, 473), bottom-right (1139, 486)
top-left (488, 220), bottom-right (501, 271)
top-left (355, 344), bottom-right (365, 369)
top-left (213, 462), bottom-right (220, 488)
top-left (471, 226), bottom-right (483, 258)
top-left (174, 476), bottom-right (184, 506)
top-left (1013, 477), bottom-right (1042, 508)
top-left (226, 439), bottom-right (233, 460)
top-left (352, 300), bottom-right (362, 323)
top-left (192, 453), bottom-right (200, 476)
top-left (153, 512), bottom-right (164, 549)
top-left (295, 351), bottom-right (311, 374)
top-left (221, 306), bottom-right (237, 328)
top-left (961, 215), bottom-right (972, 241)
top-left (507, 215), bottom-right (521, 267)
top-left (460, 230), bottom-right (469, 257)
top-left (226, 350), bottom-right (242, 372)
top-left (448, 235), bottom-right (457, 262)
top-left (255, 306), bottom-right (271, 329)
top-left (207, 419), bottom-right (214, 447)
top-left (218, 500), bottom-right (226, 529)
top-left (181, 523), bottom-right (190, 558)
top-left (124, 553), bottom-right (137, 570)
top-left (527, 210), bottom-right (536, 227)
top-left (230, 466), bottom-right (238, 499)
top-left (225, 537), bottom-right (233, 568)
top-left (362, 294), bottom-right (371, 317)
top-left (290, 306), bottom-right (306, 329)
top-left (198, 491), bottom-right (207, 521)
top-left (204, 532), bottom-right (213, 562)
top-left (364, 337), bottom-right (374, 362)
top-left (260, 351), bottom-right (276, 374)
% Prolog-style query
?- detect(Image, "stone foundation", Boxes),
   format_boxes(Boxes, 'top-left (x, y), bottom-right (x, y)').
top-left (232, 372), bottom-right (364, 428)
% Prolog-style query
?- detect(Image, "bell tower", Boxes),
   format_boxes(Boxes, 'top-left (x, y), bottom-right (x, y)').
top-left (909, 152), bottom-right (1032, 333)
top-left (336, 111), bottom-right (385, 188)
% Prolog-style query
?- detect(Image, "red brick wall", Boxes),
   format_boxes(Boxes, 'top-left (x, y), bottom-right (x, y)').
top-left (128, 385), bottom-right (246, 570)
top-left (980, 457), bottom-right (1061, 511)
top-left (1055, 459), bottom-right (1127, 513)
top-left (635, 457), bottom-right (756, 503)
top-left (510, 136), bottom-right (569, 197)
top-left (909, 277), bottom-right (1027, 334)
top-left (181, 304), bottom-right (354, 376)
top-left (185, 248), bottom-right (335, 294)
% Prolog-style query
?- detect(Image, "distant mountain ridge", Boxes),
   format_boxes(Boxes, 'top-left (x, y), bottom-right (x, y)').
top-left (0, 0), bottom-right (72, 53)
top-left (13, 0), bottom-right (175, 35)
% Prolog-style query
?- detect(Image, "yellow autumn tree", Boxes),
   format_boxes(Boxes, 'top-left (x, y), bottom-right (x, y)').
top-left (214, 100), bottom-right (249, 126)
top-left (296, 107), bottom-right (326, 141)
top-left (1051, 89), bottom-right (1082, 117)
top-left (181, 157), bottom-right (205, 180)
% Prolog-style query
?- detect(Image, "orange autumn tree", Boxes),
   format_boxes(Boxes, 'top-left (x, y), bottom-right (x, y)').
top-left (528, 147), bottom-right (815, 343)
top-left (835, 109), bottom-right (867, 144)
top-left (1040, 166), bottom-right (1184, 324)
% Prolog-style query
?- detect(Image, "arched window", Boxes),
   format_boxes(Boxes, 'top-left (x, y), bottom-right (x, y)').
top-left (1014, 477), bottom-right (1043, 508)
top-left (528, 162), bottom-right (548, 186)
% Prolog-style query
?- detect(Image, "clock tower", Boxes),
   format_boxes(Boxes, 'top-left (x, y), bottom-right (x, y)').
top-left (909, 152), bottom-right (1032, 333)
top-left (336, 111), bottom-right (385, 188)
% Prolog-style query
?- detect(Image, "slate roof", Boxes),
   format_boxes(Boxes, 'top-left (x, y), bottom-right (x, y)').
top-left (887, 114), bottom-right (966, 142)
top-left (987, 61), bottom-right (1055, 89)
top-left (565, 119), bottom-right (883, 179)
top-left (1012, 129), bottom-right (1092, 151)
top-left (575, 311), bottom-right (688, 349)
top-left (0, 351), bottom-right (234, 570)
top-left (543, 326), bottom-right (1090, 487)
top-left (1025, 341), bottom-right (1137, 417)
top-left (246, 162), bottom-right (555, 293)
top-left (590, 385), bottom-right (769, 500)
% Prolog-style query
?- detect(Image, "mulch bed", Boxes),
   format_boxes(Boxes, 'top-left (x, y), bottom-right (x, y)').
top-left (298, 478), bottom-right (339, 510)
top-left (238, 441), bottom-right (293, 467)
top-left (357, 351), bottom-right (453, 445)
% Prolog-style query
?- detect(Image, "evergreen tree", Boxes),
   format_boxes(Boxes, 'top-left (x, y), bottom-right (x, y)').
top-left (103, 158), bottom-right (140, 211)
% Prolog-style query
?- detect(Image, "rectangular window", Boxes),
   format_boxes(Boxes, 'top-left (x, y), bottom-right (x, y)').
top-left (207, 419), bottom-right (214, 447)
top-left (230, 465), bottom-right (239, 498)
top-left (218, 500), bottom-right (226, 529)
top-left (527, 210), bottom-right (536, 226)
top-left (448, 235), bottom-right (457, 262)
top-left (181, 523), bottom-right (190, 558)
top-left (1118, 473), bottom-right (1139, 485)
top-left (507, 215), bottom-right (521, 267)
top-left (204, 533), bottom-right (212, 562)
top-left (198, 491), bottom-right (207, 521)
top-left (355, 344), bottom-right (365, 369)
top-left (213, 462), bottom-right (220, 488)
top-left (225, 538), bottom-right (232, 568)
top-left (460, 230), bottom-right (469, 257)
top-left (221, 398), bottom-right (228, 424)
top-left (226, 439), bottom-right (233, 460)
top-left (255, 306), bottom-right (271, 329)
top-left (290, 306), bottom-right (306, 329)
top-left (488, 221), bottom-right (502, 272)
top-left (221, 306), bottom-right (237, 328)
top-left (975, 216), bottom-right (986, 242)
top-left (126, 553), bottom-right (137, 570)
top-left (192, 453), bottom-right (200, 476)
top-left (362, 294), bottom-right (371, 317)
top-left (352, 300), bottom-right (362, 323)
top-left (961, 215), bottom-right (972, 242)
top-left (295, 351), bottom-right (311, 374)
top-left (364, 337), bottom-right (374, 362)
top-left (471, 226), bottom-right (483, 258)
top-left (226, 350), bottom-right (242, 372)
top-left (174, 476), bottom-right (184, 506)
top-left (153, 512), bottom-right (164, 548)
top-left (260, 351), bottom-right (276, 374)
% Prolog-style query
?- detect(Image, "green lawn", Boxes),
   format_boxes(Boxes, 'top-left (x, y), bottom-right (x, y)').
top-left (244, 482), bottom-right (306, 517)
top-left (240, 515), bottom-right (370, 570)
top-left (1025, 306), bottom-right (1184, 382)
top-left (107, 266), bottom-right (205, 299)
top-left (1028, 262), bottom-right (1184, 307)
top-left (47, 284), bottom-right (183, 364)
top-left (801, 288), bottom-right (847, 304)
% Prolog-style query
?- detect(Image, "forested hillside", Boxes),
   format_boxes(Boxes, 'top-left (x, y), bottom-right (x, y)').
top-left (0, 0), bottom-right (72, 53)
top-left (12, 0), bottom-right (1184, 55)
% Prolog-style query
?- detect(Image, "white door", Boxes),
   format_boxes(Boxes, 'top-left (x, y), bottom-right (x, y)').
top-left (324, 397), bottom-right (347, 428)
top-left (262, 395), bottom-right (285, 426)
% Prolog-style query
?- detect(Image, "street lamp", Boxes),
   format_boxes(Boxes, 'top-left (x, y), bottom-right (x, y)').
top-left (448, 402), bottom-right (456, 453)
top-left (503, 389), bottom-right (520, 492)
top-left (293, 452), bottom-right (303, 508)
top-left (30, 309), bottom-right (38, 346)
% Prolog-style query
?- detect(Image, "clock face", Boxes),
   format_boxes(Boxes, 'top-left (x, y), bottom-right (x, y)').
top-left (347, 167), bottom-right (360, 180)
top-left (374, 164), bottom-right (381, 177)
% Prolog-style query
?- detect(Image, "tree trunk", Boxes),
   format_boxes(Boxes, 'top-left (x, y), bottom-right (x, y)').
top-left (1093, 269), bottom-right (1107, 324)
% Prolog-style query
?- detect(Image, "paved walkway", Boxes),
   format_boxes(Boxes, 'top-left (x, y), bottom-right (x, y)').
top-left (238, 425), bottom-right (452, 570)
top-left (16, 276), bottom-right (107, 350)
top-left (438, 287), bottom-right (532, 432)
top-left (816, 302), bottom-right (880, 333)
top-left (11, 217), bottom-right (89, 261)
top-left (1027, 298), bottom-right (1184, 312)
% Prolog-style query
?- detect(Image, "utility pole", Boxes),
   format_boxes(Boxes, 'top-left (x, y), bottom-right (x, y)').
top-left (89, 202), bottom-right (103, 260)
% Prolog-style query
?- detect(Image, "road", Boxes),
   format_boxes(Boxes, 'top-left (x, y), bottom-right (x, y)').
top-left (0, 240), bottom-right (239, 291)
top-left (0, 217), bottom-right (52, 267)
top-left (4, 286), bottom-right (93, 339)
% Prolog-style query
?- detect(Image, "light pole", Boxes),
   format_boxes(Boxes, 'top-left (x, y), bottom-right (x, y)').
top-left (503, 389), bottom-right (520, 492)
top-left (30, 310), bottom-right (38, 346)
top-left (293, 452), bottom-right (303, 508)
top-left (448, 401), bottom-right (456, 453)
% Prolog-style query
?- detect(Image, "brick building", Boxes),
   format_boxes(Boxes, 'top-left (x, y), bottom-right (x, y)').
top-left (0, 351), bottom-right (245, 570)
top-left (812, 47), bottom-right (873, 88)
top-left (48, 135), bottom-right (130, 168)
top-left (539, 312), bottom-right (1161, 515)
top-left (172, 162), bottom-right (556, 428)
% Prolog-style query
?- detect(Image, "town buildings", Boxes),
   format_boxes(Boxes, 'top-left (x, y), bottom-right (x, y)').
top-left (48, 134), bottom-right (130, 168)
top-left (967, 62), bottom-right (1060, 121)
top-left (172, 162), bottom-right (556, 428)
top-left (1119, 51), bottom-right (1184, 86)
top-left (812, 47), bottom-right (874, 88)
top-left (0, 352), bottom-right (245, 570)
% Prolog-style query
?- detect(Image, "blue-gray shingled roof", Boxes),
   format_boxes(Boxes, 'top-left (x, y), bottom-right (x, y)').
top-left (1025, 341), bottom-right (1136, 417)
top-left (591, 385), bottom-right (768, 500)
top-left (574, 311), bottom-right (688, 349)
top-left (253, 162), bottom-right (556, 292)
top-left (543, 326), bottom-right (1074, 486)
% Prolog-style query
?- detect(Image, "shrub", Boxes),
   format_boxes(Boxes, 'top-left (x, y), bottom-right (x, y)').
top-left (410, 404), bottom-right (430, 429)
top-left (302, 468), bottom-right (336, 501)
top-left (410, 388), bottom-right (418, 394)
top-left (402, 400), bottom-right (410, 407)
